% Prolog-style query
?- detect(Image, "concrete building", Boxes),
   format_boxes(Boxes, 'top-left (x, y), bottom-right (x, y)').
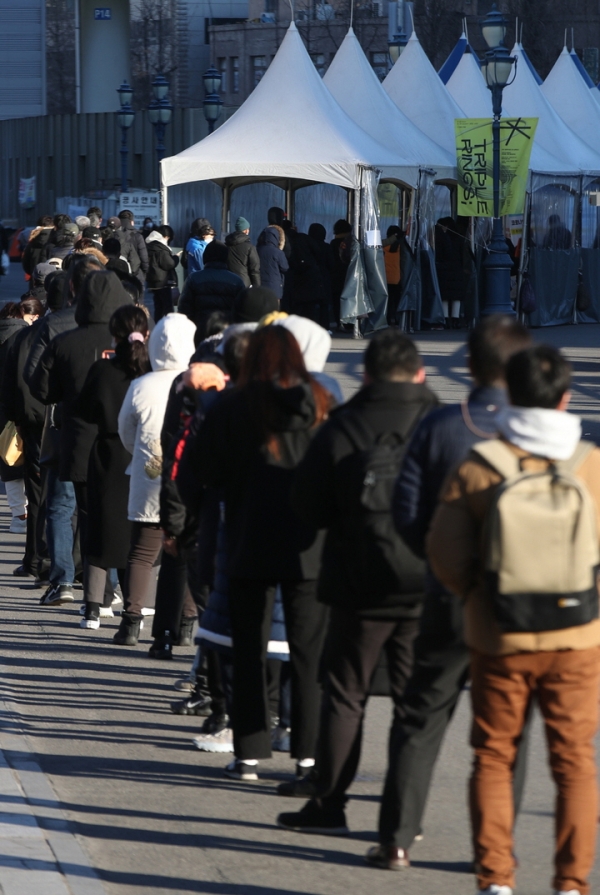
top-left (0, 0), bottom-right (46, 120)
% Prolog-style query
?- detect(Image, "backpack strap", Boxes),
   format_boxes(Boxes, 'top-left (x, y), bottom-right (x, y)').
top-left (472, 438), bottom-right (596, 480)
top-left (471, 439), bottom-right (522, 481)
top-left (334, 400), bottom-right (432, 456)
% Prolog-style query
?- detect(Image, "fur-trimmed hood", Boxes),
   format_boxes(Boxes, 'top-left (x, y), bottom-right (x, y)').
top-left (265, 224), bottom-right (285, 251)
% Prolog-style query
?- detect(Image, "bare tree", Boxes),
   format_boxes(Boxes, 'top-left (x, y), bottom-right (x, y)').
top-left (130, 0), bottom-right (178, 109)
top-left (503, 0), bottom-right (557, 78)
top-left (46, 0), bottom-right (76, 114)
top-left (413, 0), bottom-right (463, 69)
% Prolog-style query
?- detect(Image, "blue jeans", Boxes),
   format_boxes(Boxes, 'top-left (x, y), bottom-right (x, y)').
top-left (46, 467), bottom-right (76, 586)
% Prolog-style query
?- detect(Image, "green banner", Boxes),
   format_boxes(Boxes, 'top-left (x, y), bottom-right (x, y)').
top-left (455, 117), bottom-right (538, 217)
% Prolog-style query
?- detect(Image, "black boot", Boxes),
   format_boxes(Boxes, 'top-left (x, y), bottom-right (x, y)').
top-left (177, 616), bottom-right (196, 647)
top-left (148, 630), bottom-right (173, 660)
top-left (113, 613), bottom-right (143, 645)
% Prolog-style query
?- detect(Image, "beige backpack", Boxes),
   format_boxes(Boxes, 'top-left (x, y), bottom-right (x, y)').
top-left (472, 439), bottom-right (600, 633)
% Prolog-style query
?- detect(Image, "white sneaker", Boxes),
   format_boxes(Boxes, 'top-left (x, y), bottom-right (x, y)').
top-left (80, 618), bottom-right (100, 630)
top-left (479, 887), bottom-right (513, 895)
top-left (553, 890), bottom-right (581, 895)
top-left (79, 604), bottom-right (114, 617)
top-left (9, 517), bottom-right (27, 534)
top-left (141, 607), bottom-right (155, 616)
top-left (192, 727), bottom-right (234, 753)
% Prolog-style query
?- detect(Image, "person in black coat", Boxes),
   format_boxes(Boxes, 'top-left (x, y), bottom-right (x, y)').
top-left (22, 217), bottom-right (54, 277)
top-left (1, 298), bottom-right (48, 580)
top-left (177, 326), bottom-right (332, 780)
top-left (118, 210), bottom-right (149, 282)
top-left (76, 305), bottom-right (151, 628)
top-left (276, 330), bottom-right (439, 837)
top-left (329, 219), bottom-right (352, 327)
top-left (434, 217), bottom-right (465, 325)
top-left (283, 228), bottom-right (325, 322)
top-left (178, 241), bottom-right (245, 342)
top-left (29, 269), bottom-right (133, 605)
top-left (308, 223), bottom-right (333, 330)
top-left (256, 225), bottom-right (288, 299)
top-left (145, 225), bottom-right (180, 321)
top-left (225, 217), bottom-right (261, 288)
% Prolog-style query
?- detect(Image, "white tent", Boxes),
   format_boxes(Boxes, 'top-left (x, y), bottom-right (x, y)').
top-left (541, 47), bottom-right (600, 155)
top-left (502, 43), bottom-right (600, 175)
top-left (161, 22), bottom-right (412, 197)
top-left (382, 32), bottom-right (466, 155)
top-left (446, 47), bottom-right (576, 175)
top-left (323, 28), bottom-right (456, 181)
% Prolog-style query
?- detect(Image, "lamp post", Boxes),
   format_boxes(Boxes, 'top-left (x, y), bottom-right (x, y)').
top-left (116, 81), bottom-right (135, 193)
top-left (480, 4), bottom-right (517, 315)
top-left (148, 74), bottom-right (173, 184)
top-left (388, 29), bottom-right (408, 66)
top-left (203, 65), bottom-right (223, 135)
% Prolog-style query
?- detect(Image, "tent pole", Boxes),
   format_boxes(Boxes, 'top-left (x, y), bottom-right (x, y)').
top-left (285, 181), bottom-right (295, 222)
top-left (161, 185), bottom-right (168, 225)
top-left (221, 182), bottom-right (231, 240)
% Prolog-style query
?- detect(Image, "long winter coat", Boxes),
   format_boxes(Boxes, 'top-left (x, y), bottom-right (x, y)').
top-left (118, 313), bottom-right (196, 523)
top-left (0, 317), bottom-right (28, 482)
top-left (76, 358), bottom-right (137, 566)
top-left (1, 319), bottom-right (46, 429)
top-left (29, 271), bottom-right (132, 482)
top-left (225, 231), bottom-right (261, 288)
top-left (146, 231), bottom-right (179, 290)
top-left (178, 263), bottom-right (244, 341)
top-left (24, 305), bottom-right (77, 387)
top-left (22, 227), bottom-right (53, 276)
top-left (178, 381), bottom-right (326, 580)
top-left (256, 226), bottom-right (288, 298)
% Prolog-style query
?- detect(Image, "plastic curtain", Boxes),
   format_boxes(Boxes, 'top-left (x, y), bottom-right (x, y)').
top-left (530, 174), bottom-right (580, 250)
top-left (361, 167), bottom-right (389, 333)
top-left (527, 246), bottom-right (579, 326)
top-left (418, 171), bottom-right (445, 326)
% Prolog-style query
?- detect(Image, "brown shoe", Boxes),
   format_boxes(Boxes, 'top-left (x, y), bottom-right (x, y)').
top-left (365, 845), bottom-right (410, 870)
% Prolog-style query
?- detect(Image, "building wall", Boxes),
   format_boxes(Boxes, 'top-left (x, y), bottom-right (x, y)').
top-left (0, 0), bottom-right (46, 120)
top-left (79, 0), bottom-right (131, 112)
top-left (210, 18), bottom-right (390, 108)
top-left (0, 107), bottom-right (210, 224)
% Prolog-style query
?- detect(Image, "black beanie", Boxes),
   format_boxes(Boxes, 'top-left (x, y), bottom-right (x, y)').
top-left (235, 286), bottom-right (279, 323)
top-left (203, 240), bottom-right (229, 265)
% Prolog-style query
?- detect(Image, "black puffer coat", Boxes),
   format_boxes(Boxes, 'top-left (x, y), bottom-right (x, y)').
top-left (257, 226), bottom-right (288, 299)
top-left (28, 271), bottom-right (132, 482)
top-left (146, 234), bottom-right (179, 290)
top-left (1, 319), bottom-right (46, 429)
top-left (24, 305), bottom-right (77, 386)
top-left (224, 231), bottom-right (261, 288)
top-left (178, 381), bottom-right (325, 580)
top-left (292, 380), bottom-right (438, 616)
top-left (178, 263), bottom-right (245, 341)
top-left (22, 228), bottom-right (53, 276)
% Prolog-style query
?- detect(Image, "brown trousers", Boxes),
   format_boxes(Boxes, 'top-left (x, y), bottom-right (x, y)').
top-left (470, 646), bottom-right (600, 894)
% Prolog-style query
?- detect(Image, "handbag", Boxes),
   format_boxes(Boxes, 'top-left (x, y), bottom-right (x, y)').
top-left (0, 421), bottom-right (24, 466)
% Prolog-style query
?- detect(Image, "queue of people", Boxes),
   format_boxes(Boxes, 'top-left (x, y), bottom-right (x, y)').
top-left (1, 206), bottom-right (599, 895)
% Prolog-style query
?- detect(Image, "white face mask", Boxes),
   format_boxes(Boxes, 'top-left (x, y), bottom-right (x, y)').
top-left (204, 235), bottom-right (214, 243)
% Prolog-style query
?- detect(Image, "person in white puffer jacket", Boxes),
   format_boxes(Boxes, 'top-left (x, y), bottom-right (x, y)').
top-left (115, 312), bottom-right (196, 645)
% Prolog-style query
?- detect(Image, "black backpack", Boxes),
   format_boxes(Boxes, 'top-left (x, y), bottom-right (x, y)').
top-left (332, 403), bottom-right (429, 600)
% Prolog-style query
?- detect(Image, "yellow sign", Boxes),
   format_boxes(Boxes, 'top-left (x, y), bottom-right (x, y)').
top-left (455, 118), bottom-right (538, 217)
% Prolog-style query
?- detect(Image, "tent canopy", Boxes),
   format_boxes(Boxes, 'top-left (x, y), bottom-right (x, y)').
top-left (542, 47), bottom-right (600, 156)
top-left (446, 45), bottom-right (577, 176)
top-left (502, 43), bottom-right (600, 175)
top-left (383, 32), bottom-right (466, 155)
top-left (323, 28), bottom-right (456, 183)
top-left (161, 23), bottom-right (409, 192)
top-left (438, 30), bottom-right (480, 84)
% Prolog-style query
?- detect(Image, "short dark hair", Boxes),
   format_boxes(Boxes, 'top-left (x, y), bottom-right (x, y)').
top-left (157, 224), bottom-right (174, 240)
top-left (38, 215), bottom-right (54, 227)
top-left (364, 330), bottom-right (421, 382)
top-left (69, 255), bottom-right (104, 301)
top-left (103, 237), bottom-right (122, 257)
top-left (87, 206), bottom-right (102, 218)
top-left (20, 297), bottom-right (44, 317)
top-left (224, 329), bottom-right (252, 383)
top-left (333, 219), bottom-right (351, 236)
top-left (308, 222), bottom-right (326, 242)
top-left (468, 315), bottom-right (531, 386)
top-left (190, 217), bottom-right (211, 238)
top-left (53, 213), bottom-right (71, 229)
top-left (506, 345), bottom-right (571, 409)
top-left (119, 209), bottom-right (134, 222)
top-left (203, 240), bottom-right (228, 265)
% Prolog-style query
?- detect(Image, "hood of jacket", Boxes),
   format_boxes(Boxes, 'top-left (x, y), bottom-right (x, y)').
top-left (146, 230), bottom-right (169, 247)
top-left (75, 269), bottom-right (132, 325)
top-left (496, 406), bottom-right (582, 461)
top-left (148, 312), bottom-right (196, 372)
top-left (274, 315), bottom-right (331, 373)
top-left (263, 225), bottom-right (285, 250)
top-left (248, 380), bottom-right (317, 433)
top-left (0, 317), bottom-right (27, 346)
top-left (226, 231), bottom-right (250, 248)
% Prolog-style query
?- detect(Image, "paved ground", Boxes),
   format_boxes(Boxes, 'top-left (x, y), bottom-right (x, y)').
top-left (1, 256), bottom-right (600, 893)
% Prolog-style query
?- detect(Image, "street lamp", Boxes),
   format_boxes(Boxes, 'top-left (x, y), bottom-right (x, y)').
top-left (116, 81), bottom-right (135, 193)
top-left (148, 74), bottom-right (173, 183)
top-left (480, 4), bottom-right (517, 316)
top-left (203, 65), bottom-right (223, 134)
top-left (388, 29), bottom-right (408, 66)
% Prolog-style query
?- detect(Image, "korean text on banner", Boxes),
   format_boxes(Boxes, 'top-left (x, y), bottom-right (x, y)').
top-left (18, 176), bottom-right (36, 209)
top-left (455, 118), bottom-right (538, 218)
